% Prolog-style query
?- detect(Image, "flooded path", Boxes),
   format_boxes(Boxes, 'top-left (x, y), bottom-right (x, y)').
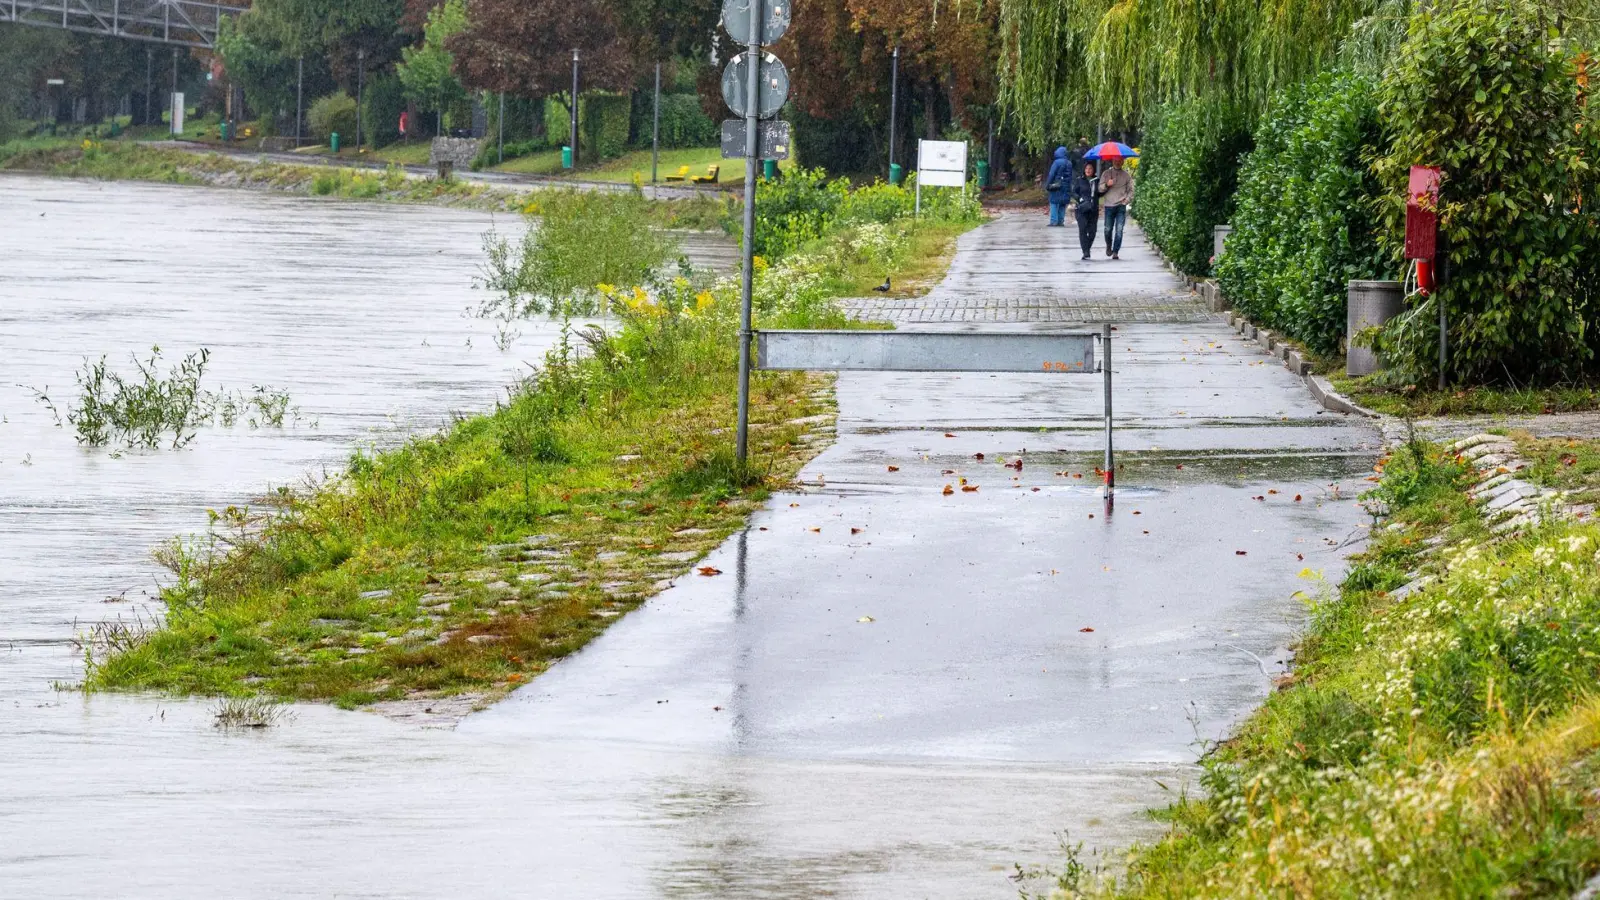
top-left (2, 183), bottom-right (1379, 898)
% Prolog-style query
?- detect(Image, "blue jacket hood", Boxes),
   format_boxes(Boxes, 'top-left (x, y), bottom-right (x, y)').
top-left (1054, 146), bottom-right (1069, 160)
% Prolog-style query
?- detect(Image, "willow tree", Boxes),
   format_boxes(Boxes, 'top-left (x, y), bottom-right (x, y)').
top-left (998, 0), bottom-right (1600, 146)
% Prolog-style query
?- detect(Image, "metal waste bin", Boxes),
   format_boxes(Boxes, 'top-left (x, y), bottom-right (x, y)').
top-left (763, 159), bottom-right (777, 180)
top-left (977, 159), bottom-right (990, 187)
top-left (1347, 280), bottom-right (1405, 377)
top-left (330, 132), bottom-right (340, 153)
top-left (889, 163), bottom-right (903, 185)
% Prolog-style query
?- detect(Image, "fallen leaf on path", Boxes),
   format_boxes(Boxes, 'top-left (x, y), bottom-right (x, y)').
top-left (887, 465), bottom-right (900, 472)
top-left (1079, 627), bottom-right (1095, 633)
top-left (1294, 494), bottom-right (1303, 502)
top-left (944, 433), bottom-right (956, 438)
top-left (1031, 487), bottom-right (1041, 492)
top-left (1297, 553), bottom-right (1304, 561)
top-left (1235, 550), bottom-right (1248, 556)
top-left (808, 527), bottom-right (821, 533)
top-left (851, 527), bottom-right (863, 535)
top-left (974, 452), bottom-right (985, 460)
top-left (1254, 496), bottom-right (1265, 501)
top-left (1176, 464), bottom-right (1185, 470)
top-left (942, 469), bottom-right (957, 475)
top-left (942, 485), bottom-right (955, 495)
top-left (697, 567), bottom-right (722, 576)
top-left (1268, 489), bottom-right (1280, 495)
top-left (789, 502), bottom-right (799, 508)
top-left (961, 485), bottom-right (979, 493)
top-left (857, 616), bottom-right (874, 623)
top-left (1132, 510), bottom-right (1142, 515)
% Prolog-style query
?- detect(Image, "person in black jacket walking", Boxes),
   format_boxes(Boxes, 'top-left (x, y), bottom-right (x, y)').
top-left (1071, 162), bottom-right (1099, 260)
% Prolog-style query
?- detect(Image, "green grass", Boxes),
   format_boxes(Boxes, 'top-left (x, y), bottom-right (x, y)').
top-left (487, 145), bottom-right (785, 186)
top-left (1335, 376), bottom-right (1600, 417)
top-left (1038, 442), bottom-right (1600, 898)
top-left (1510, 432), bottom-right (1600, 507)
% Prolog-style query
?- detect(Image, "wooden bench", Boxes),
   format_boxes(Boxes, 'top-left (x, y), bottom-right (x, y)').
top-left (690, 164), bottom-right (720, 184)
top-left (663, 165), bottom-right (690, 182)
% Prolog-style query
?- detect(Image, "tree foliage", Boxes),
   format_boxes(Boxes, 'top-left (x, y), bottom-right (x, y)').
top-left (1372, 0), bottom-right (1600, 384)
top-left (397, 0), bottom-right (467, 111)
top-left (1217, 71), bottom-right (1388, 355)
top-left (448, 0), bottom-right (637, 97)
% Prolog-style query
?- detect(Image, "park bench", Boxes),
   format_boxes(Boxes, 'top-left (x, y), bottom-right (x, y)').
top-left (664, 165), bottom-right (691, 182)
top-left (690, 164), bottom-right (720, 184)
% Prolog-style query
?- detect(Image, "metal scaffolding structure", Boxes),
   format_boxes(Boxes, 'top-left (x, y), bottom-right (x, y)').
top-left (2, 0), bottom-right (247, 49)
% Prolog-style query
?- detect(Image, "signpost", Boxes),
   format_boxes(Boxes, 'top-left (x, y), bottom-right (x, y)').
top-left (916, 138), bottom-right (968, 215)
top-left (756, 327), bottom-right (1118, 496)
top-left (723, 0), bottom-right (792, 466)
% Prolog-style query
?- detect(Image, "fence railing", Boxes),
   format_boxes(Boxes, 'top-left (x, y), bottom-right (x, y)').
top-left (3, 0), bottom-right (247, 49)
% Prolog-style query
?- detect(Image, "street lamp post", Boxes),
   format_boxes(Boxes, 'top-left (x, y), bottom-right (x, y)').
top-left (651, 61), bottom-right (661, 184)
top-left (355, 48), bottom-right (365, 151)
top-left (888, 45), bottom-right (899, 182)
top-left (570, 49), bottom-right (580, 168)
top-left (144, 49), bottom-right (153, 127)
top-left (169, 48), bottom-right (178, 135)
top-left (498, 92), bottom-right (505, 164)
top-left (295, 57), bottom-right (303, 146)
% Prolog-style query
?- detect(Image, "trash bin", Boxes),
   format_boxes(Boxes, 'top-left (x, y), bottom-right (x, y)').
top-left (1347, 280), bottom-right (1405, 377)
top-left (330, 132), bottom-right (340, 153)
top-left (763, 159), bottom-right (777, 180)
top-left (889, 163), bottom-right (903, 185)
top-left (977, 159), bottom-right (990, 187)
top-left (561, 145), bottom-right (573, 169)
top-left (220, 122), bottom-right (230, 142)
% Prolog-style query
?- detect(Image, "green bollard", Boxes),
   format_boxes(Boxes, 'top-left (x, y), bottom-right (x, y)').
top-left (889, 163), bottom-right (903, 185)
top-left (331, 132), bottom-right (340, 153)
top-left (763, 159), bottom-right (777, 180)
top-left (561, 145), bottom-right (573, 169)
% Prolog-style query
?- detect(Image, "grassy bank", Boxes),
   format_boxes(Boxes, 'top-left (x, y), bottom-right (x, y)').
top-left (84, 188), bottom-right (982, 712)
top-left (0, 138), bottom-right (727, 227)
top-left (1051, 440), bottom-right (1600, 897)
top-left (1336, 376), bottom-right (1600, 418)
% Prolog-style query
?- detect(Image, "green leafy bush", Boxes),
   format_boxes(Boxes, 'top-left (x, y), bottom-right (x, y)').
top-left (477, 189), bottom-right (679, 317)
top-left (740, 168), bottom-right (983, 258)
top-left (640, 94), bottom-right (718, 149)
top-left (544, 93), bottom-right (630, 162)
top-left (1216, 71), bottom-right (1388, 355)
top-left (1373, 0), bottom-right (1600, 384)
top-left (1135, 98), bottom-right (1254, 276)
top-left (307, 92), bottom-right (357, 143)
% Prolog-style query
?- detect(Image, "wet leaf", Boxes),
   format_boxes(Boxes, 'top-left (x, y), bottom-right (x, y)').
top-left (1176, 464), bottom-right (1184, 470)
top-left (942, 485), bottom-right (955, 495)
top-left (1235, 550), bottom-right (1248, 556)
top-left (1031, 487), bottom-right (1041, 492)
top-left (887, 465), bottom-right (900, 472)
top-left (850, 527), bottom-right (863, 534)
top-left (789, 502), bottom-right (799, 508)
top-left (944, 433), bottom-right (956, 438)
top-left (1294, 494), bottom-right (1303, 502)
top-left (1268, 489), bottom-right (1279, 495)
top-left (857, 616), bottom-right (874, 623)
top-left (942, 469), bottom-right (957, 475)
top-left (1079, 627), bottom-right (1095, 633)
top-left (1253, 496), bottom-right (1265, 501)
top-left (697, 566), bottom-right (722, 576)
top-left (1132, 510), bottom-right (1142, 515)
top-left (974, 452), bottom-right (985, 460)
top-left (808, 527), bottom-right (821, 533)
top-left (961, 485), bottom-right (979, 493)
top-left (1297, 553), bottom-right (1304, 561)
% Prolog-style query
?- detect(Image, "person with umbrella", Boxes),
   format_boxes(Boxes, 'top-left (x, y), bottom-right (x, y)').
top-left (1087, 142), bottom-right (1139, 259)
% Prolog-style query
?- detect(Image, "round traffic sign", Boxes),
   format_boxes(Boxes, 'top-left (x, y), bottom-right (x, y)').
top-left (721, 52), bottom-right (790, 120)
top-left (722, 0), bottom-right (791, 46)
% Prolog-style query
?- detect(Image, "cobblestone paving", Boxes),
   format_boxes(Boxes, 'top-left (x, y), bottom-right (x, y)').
top-left (844, 211), bottom-right (1211, 325)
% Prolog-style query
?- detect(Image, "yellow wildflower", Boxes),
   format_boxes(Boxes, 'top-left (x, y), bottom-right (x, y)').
top-left (695, 290), bottom-right (715, 310)
top-left (752, 255), bottom-right (769, 271)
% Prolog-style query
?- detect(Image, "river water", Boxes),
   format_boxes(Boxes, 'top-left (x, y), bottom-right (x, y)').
top-left (1, 175), bottom-right (1375, 898)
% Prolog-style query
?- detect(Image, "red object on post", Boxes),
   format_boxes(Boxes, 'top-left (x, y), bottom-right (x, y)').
top-left (1405, 166), bottom-right (1442, 261)
top-left (1405, 165), bottom-right (1442, 295)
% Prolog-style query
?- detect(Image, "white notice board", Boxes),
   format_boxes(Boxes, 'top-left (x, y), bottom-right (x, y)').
top-left (171, 93), bottom-right (185, 134)
top-left (917, 139), bottom-right (967, 187)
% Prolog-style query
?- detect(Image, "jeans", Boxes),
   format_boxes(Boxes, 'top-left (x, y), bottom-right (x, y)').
top-left (1075, 207), bottom-right (1099, 257)
top-left (1048, 201), bottom-right (1067, 226)
top-left (1103, 204), bottom-right (1128, 254)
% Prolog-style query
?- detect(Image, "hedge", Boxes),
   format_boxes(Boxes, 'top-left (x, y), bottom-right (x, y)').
top-left (544, 92), bottom-right (631, 163)
top-left (1216, 71), bottom-right (1388, 356)
top-left (1133, 99), bottom-right (1253, 277)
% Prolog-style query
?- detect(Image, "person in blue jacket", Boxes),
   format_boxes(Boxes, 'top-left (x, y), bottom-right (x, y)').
top-left (1045, 147), bottom-right (1072, 227)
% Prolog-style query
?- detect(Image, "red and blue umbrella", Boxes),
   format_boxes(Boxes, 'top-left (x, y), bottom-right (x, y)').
top-left (1083, 142), bottom-right (1139, 161)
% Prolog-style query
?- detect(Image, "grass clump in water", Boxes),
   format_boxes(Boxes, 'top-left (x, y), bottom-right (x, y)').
top-left (29, 346), bottom-right (298, 450)
top-left (1033, 442), bottom-right (1600, 897)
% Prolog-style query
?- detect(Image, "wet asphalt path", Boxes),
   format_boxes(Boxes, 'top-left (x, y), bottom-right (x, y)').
top-left (463, 213), bottom-right (1383, 892)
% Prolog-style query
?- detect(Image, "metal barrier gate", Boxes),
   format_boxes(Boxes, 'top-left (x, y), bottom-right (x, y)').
top-left (755, 324), bottom-right (1116, 494)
